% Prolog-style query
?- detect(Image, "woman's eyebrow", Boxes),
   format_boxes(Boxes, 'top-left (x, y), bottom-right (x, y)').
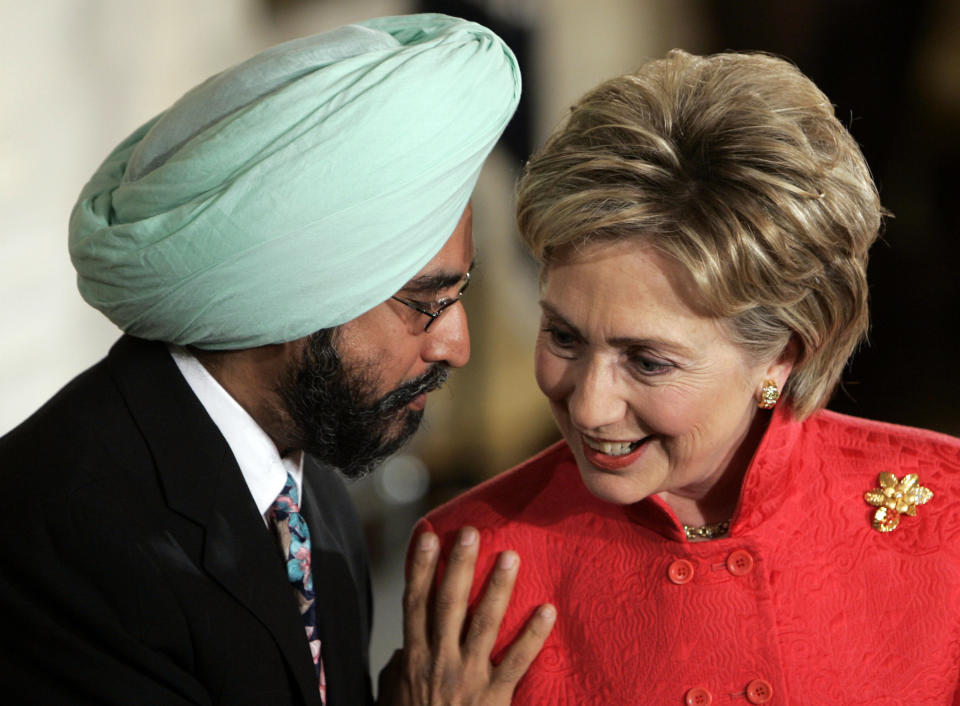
top-left (539, 301), bottom-right (584, 338)
top-left (539, 300), bottom-right (693, 356)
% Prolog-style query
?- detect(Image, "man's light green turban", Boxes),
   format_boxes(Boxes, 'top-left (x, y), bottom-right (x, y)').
top-left (69, 14), bottom-right (520, 349)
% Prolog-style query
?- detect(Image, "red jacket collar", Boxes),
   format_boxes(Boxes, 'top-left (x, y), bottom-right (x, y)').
top-left (620, 403), bottom-right (804, 542)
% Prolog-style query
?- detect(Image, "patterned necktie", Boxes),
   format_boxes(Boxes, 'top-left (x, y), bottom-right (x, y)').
top-left (268, 473), bottom-right (327, 703)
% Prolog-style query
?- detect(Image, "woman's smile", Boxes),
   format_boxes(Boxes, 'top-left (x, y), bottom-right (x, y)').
top-left (580, 433), bottom-right (653, 470)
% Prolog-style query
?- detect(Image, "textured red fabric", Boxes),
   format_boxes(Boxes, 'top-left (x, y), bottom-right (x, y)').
top-left (418, 406), bottom-right (960, 704)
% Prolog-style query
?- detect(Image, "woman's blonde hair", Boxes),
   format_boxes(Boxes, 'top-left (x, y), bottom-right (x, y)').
top-left (517, 49), bottom-right (885, 419)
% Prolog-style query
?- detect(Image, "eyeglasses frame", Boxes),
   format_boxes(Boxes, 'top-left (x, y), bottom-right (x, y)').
top-left (391, 271), bottom-right (471, 332)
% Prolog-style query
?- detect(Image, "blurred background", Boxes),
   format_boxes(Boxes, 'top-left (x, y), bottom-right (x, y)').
top-left (3, 0), bottom-right (958, 685)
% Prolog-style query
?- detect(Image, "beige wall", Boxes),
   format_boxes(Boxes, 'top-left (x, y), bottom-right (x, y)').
top-left (533, 0), bottom-right (706, 143)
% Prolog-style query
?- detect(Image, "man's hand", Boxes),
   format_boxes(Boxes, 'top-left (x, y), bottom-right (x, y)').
top-left (379, 526), bottom-right (556, 705)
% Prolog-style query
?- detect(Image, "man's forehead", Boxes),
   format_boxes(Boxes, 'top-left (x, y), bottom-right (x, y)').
top-left (399, 204), bottom-right (475, 292)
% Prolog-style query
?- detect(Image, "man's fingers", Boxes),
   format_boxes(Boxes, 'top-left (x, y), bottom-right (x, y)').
top-left (490, 603), bottom-right (556, 688)
top-left (398, 530), bottom-right (549, 705)
top-left (402, 531), bottom-right (439, 652)
top-left (432, 526), bottom-right (480, 653)
top-left (462, 550), bottom-right (519, 661)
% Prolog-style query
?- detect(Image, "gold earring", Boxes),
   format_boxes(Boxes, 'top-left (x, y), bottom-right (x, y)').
top-left (758, 379), bottom-right (779, 409)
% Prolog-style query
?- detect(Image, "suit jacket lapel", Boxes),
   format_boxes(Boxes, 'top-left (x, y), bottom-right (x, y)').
top-left (106, 336), bottom-right (322, 705)
top-left (203, 474), bottom-right (323, 705)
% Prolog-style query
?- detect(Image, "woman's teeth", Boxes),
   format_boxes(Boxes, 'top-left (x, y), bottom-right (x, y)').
top-left (583, 437), bottom-right (641, 456)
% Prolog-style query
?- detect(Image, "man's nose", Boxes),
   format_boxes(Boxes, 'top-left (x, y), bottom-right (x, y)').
top-left (421, 301), bottom-right (470, 368)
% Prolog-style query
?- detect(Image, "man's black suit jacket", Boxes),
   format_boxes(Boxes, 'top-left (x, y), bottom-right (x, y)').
top-left (0, 336), bottom-right (374, 705)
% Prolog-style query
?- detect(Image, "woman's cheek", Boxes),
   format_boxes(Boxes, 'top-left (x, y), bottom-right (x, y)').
top-left (534, 345), bottom-right (567, 401)
top-left (637, 385), bottom-right (699, 438)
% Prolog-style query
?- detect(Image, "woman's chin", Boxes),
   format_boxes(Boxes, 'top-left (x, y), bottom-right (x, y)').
top-left (575, 462), bottom-right (657, 506)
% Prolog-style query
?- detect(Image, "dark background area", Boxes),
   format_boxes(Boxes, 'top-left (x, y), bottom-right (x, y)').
top-left (706, 0), bottom-right (959, 433)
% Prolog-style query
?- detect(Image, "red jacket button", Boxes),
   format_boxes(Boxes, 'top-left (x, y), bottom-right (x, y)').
top-left (746, 678), bottom-right (773, 703)
top-left (667, 558), bottom-right (695, 584)
top-left (685, 686), bottom-right (712, 705)
top-left (726, 549), bottom-right (754, 576)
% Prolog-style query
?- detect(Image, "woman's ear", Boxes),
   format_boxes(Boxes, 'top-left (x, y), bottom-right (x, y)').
top-left (766, 336), bottom-right (800, 390)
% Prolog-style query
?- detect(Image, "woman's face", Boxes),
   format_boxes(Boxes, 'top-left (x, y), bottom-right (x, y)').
top-left (534, 240), bottom-right (788, 508)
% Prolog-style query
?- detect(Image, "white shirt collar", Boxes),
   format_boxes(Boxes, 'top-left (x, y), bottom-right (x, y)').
top-left (168, 345), bottom-right (303, 521)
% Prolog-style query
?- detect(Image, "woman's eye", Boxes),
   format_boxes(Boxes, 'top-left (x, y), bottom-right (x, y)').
top-left (544, 326), bottom-right (577, 349)
top-left (630, 354), bottom-right (672, 375)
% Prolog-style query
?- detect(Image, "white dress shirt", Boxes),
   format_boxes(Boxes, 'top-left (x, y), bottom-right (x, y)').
top-left (168, 345), bottom-right (304, 524)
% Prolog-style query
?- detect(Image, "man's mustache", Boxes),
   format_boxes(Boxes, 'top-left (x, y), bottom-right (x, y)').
top-left (377, 364), bottom-right (449, 413)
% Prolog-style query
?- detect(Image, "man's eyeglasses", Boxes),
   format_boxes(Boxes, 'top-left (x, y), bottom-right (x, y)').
top-left (391, 271), bottom-right (471, 332)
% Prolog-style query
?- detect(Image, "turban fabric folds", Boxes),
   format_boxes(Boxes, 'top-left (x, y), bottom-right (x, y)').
top-left (69, 14), bottom-right (520, 349)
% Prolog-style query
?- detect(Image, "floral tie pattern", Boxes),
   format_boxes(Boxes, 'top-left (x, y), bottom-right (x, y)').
top-left (268, 473), bottom-right (326, 703)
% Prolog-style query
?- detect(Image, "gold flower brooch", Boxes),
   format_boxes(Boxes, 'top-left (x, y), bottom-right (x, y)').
top-left (864, 472), bottom-right (933, 533)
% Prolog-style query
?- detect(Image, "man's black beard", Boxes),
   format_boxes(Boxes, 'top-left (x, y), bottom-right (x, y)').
top-left (278, 328), bottom-right (449, 478)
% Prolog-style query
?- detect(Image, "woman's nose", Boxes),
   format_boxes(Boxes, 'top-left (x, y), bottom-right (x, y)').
top-left (567, 359), bottom-right (626, 431)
